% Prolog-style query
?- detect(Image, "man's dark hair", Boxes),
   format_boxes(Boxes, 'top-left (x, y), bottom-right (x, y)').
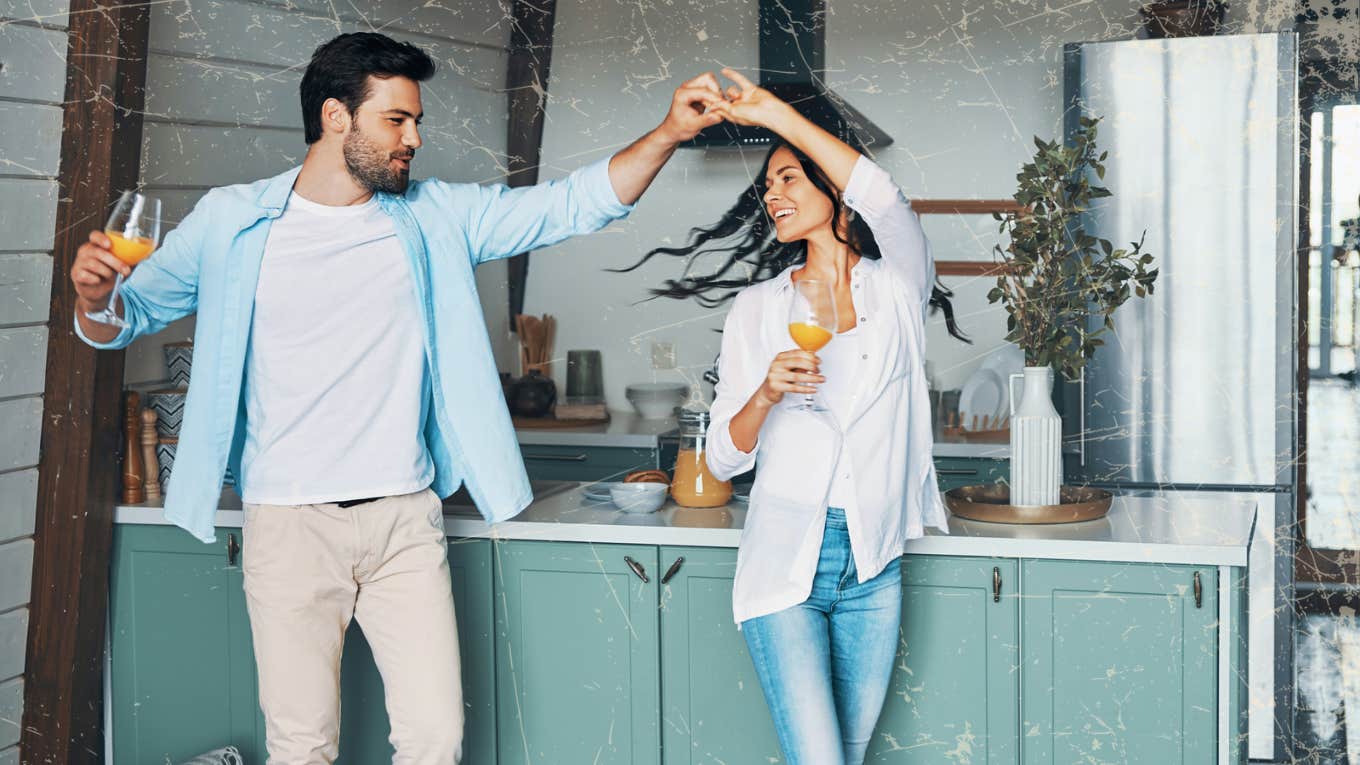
top-left (300, 32), bottom-right (436, 144)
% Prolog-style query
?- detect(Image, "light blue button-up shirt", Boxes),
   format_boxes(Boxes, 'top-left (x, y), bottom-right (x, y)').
top-left (77, 158), bottom-right (633, 543)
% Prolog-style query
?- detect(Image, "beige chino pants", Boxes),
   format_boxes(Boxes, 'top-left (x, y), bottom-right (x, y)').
top-left (242, 488), bottom-right (464, 764)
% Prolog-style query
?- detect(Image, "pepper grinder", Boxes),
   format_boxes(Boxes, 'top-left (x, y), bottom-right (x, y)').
top-left (122, 392), bottom-right (145, 505)
top-left (141, 409), bottom-right (161, 500)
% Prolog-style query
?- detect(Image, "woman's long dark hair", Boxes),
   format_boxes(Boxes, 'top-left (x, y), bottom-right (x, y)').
top-left (612, 141), bottom-right (969, 342)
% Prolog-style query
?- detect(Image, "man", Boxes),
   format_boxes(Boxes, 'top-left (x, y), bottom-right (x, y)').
top-left (71, 32), bottom-right (723, 764)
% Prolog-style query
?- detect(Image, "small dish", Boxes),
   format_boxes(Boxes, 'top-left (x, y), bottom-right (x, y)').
top-left (958, 368), bottom-right (1004, 430)
top-left (609, 482), bottom-right (668, 513)
top-left (625, 382), bottom-right (688, 420)
top-left (582, 482), bottom-right (621, 502)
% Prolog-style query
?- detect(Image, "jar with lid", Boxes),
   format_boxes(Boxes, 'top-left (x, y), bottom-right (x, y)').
top-left (670, 408), bottom-right (733, 508)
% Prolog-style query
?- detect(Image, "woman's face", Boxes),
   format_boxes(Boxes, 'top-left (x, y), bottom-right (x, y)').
top-left (762, 146), bottom-right (835, 244)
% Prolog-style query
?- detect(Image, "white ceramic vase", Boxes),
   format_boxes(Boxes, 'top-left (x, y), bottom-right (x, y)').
top-left (1009, 365), bottom-right (1062, 505)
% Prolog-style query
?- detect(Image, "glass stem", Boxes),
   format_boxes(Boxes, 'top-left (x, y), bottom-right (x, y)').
top-left (106, 272), bottom-right (124, 319)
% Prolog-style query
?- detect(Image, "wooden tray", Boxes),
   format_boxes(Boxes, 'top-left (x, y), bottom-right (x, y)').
top-left (512, 413), bottom-right (611, 429)
top-left (941, 426), bottom-right (1009, 443)
top-left (941, 413), bottom-right (1009, 443)
top-left (944, 484), bottom-right (1113, 524)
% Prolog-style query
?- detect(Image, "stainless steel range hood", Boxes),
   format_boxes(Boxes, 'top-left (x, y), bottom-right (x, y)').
top-left (683, 0), bottom-right (892, 149)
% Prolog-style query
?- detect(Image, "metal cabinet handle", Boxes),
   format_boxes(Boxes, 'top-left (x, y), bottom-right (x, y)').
top-left (661, 557), bottom-right (685, 584)
top-left (937, 468), bottom-right (979, 477)
top-left (625, 556), bottom-right (649, 583)
top-left (1193, 571), bottom-right (1202, 608)
top-left (227, 533), bottom-right (240, 567)
top-left (522, 453), bottom-right (588, 462)
top-left (992, 566), bottom-right (1001, 603)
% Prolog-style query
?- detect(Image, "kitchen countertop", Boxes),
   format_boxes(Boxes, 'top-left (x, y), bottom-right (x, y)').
top-left (115, 486), bottom-right (1256, 567)
top-left (515, 411), bottom-right (678, 448)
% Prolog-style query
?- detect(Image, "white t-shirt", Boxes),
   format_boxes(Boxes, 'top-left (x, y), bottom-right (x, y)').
top-left (814, 323), bottom-right (863, 510)
top-left (237, 191), bottom-right (433, 505)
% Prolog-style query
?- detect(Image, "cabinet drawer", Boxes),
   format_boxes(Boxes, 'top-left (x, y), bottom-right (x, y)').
top-left (520, 444), bottom-right (659, 481)
top-left (934, 457), bottom-right (1008, 491)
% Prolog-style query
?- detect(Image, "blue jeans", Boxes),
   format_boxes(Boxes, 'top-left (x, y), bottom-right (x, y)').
top-left (741, 508), bottom-right (903, 765)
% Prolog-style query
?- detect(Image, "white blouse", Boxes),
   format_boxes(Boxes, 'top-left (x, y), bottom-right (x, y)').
top-left (706, 156), bottom-right (950, 625)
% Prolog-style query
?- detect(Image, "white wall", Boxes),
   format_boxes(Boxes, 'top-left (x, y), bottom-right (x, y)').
top-left (124, 0), bottom-right (514, 384)
top-left (522, 0), bottom-right (761, 403)
top-left (0, 0), bottom-right (69, 757)
top-left (522, 0), bottom-right (1298, 406)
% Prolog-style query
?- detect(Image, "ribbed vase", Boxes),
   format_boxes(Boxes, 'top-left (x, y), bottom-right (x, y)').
top-left (1009, 365), bottom-right (1062, 506)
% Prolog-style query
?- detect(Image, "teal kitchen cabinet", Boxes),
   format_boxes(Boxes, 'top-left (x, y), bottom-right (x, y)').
top-left (110, 527), bottom-right (495, 765)
top-left (109, 525), bottom-right (264, 765)
top-left (867, 556), bottom-right (1020, 763)
top-left (112, 525), bottom-right (1243, 765)
top-left (934, 457), bottom-right (1009, 491)
top-left (657, 547), bottom-right (782, 764)
top-left (519, 444), bottom-right (660, 481)
top-left (335, 538), bottom-right (495, 765)
top-left (493, 540), bottom-right (662, 765)
top-left (1020, 560), bottom-right (1218, 764)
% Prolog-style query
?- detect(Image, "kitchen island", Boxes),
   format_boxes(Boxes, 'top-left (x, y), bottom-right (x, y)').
top-left (109, 487), bottom-right (1253, 764)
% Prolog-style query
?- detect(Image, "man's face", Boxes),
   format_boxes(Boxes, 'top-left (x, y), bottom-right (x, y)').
top-left (342, 75), bottom-right (424, 194)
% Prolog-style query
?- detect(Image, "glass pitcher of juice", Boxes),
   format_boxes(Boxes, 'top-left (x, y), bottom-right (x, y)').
top-left (670, 408), bottom-right (733, 508)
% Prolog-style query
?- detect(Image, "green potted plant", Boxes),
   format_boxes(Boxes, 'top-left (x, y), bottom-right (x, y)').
top-left (987, 116), bottom-right (1158, 505)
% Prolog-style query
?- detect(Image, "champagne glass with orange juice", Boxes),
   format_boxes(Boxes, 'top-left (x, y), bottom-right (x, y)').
top-left (86, 191), bottom-right (161, 327)
top-left (787, 278), bottom-right (836, 413)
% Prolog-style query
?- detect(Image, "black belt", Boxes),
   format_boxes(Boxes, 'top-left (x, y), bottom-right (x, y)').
top-left (335, 496), bottom-right (382, 508)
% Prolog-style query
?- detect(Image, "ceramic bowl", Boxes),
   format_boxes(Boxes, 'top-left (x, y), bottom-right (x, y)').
top-left (625, 382), bottom-right (687, 420)
top-left (608, 482), bottom-right (668, 513)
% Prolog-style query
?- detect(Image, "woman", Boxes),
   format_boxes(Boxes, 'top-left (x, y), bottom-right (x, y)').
top-left (633, 70), bottom-right (963, 764)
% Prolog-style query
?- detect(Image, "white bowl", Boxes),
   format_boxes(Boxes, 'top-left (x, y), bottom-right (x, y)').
top-left (626, 383), bottom-right (687, 420)
top-left (630, 399), bottom-right (682, 420)
top-left (609, 482), bottom-right (669, 513)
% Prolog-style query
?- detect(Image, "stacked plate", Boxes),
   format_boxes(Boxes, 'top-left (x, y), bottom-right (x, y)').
top-left (957, 345), bottom-right (1025, 430)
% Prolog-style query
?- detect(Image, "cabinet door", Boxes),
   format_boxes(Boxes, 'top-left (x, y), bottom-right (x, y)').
top-left (1021, 560), bottom-right (1217, 764)
top-left (867, 556), bottom-right (1019, 763)
top-left (334, 538), bottom-right (496, 764)
top-left (450, 538), bottom-right (496, 765)
top-left (519, 444), bottom-right (658, 481)
top-left (657, 547), bottom-right (781, 765)
top-left (494, 540), bottom-right (661, 765)
top-left (934, 457), bottom-right (1009, 491)
top-left (110, 526), bottom-right (262, 765)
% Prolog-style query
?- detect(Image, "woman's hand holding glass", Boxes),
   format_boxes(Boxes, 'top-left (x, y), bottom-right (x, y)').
top-left (757, 350), bottom-right (825, 408)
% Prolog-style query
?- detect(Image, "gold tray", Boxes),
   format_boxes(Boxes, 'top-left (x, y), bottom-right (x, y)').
top-left (945, 484), bottom-right (1113, 524)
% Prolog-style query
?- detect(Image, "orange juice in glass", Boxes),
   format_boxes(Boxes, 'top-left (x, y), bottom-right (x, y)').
top-left (104, 231), bottom-right (156, 266)
top-left (86, 191), bottom-right (161, 328)
top-left (788, 321), bottom-right (833, 352)
top-left (786, 278), bottom-right (836, 413)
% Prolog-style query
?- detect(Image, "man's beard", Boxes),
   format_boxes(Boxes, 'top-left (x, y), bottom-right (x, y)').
top-left (342, 127), bottom-right (413, 194)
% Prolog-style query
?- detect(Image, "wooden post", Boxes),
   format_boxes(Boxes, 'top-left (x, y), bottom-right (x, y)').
top-left (505, 0), bottom-right (559, 328)
top-left (24, 1), bottom-right (151, 760)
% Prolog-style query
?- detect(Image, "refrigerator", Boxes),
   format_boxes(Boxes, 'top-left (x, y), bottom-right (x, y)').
top-left (1062, 32), bottom-right (1298, 761)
